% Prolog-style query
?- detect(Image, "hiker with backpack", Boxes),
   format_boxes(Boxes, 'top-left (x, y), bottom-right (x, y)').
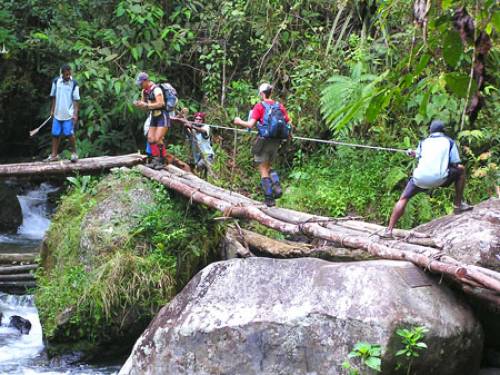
top-left (46, 64), bottom-right (80, 162)
top-left (133, 72), bottom-right (178, 170)
top-left (233, 83), bottom-right (292, 207)
top-left (384, 120), bottom-right (472, 237)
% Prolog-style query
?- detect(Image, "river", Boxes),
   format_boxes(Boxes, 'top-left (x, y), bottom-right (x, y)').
top-left (0, 183), bottom-right (121, 375)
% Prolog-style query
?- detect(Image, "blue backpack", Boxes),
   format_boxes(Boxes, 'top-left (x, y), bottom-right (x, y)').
top-left (257, 101), bottom-right (291, 139)
top-left (158, 83), bottom-right (178, 113)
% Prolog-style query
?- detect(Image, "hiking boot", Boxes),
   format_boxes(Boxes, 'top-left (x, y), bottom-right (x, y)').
top-left (264, 197), bottom-right (276, 207)
top-left (270, 171), bottom-right (283, 199)
top-left (151, 157), bottom-right (165, 170)
top-left (70, 153), bottom-right (78, 163)
top-left (454, 202), bottom-right (473, 214)
top-left (261, 177), bottom-right (275, 207)
top-left (45, 154), bottom-right (59, 162)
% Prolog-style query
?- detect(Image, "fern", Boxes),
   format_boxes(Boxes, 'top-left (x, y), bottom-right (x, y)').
top-left (320, 62), bottom-right (389, 133)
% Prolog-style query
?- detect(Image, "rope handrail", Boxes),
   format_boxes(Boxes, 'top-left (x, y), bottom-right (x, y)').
top-left (173, 117), bottom-right (407, 153)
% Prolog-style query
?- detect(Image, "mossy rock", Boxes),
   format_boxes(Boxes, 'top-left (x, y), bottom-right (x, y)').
top-left (36, 169), bottom-right (223, 361)
top-left (78, 174), bottom-right (155, 268)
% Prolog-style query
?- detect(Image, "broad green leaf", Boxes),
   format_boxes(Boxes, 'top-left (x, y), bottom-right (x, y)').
top-left (395, 349), bottom-right (407, 356)
top-left (414, 54), bottom-right (431, 77)
top-left (104, 53), bottom-right (118, 62)
top-left (32, 32), bottom-right (49, 40)
top-left (492, 11), bottom-right (500, 31)
top-left (365, 357), bottom-right (381, 372)
top-left (444, 72), bottom-right (478, 98)
top-left (416, 342), bottom-right (428, 349)
top-left (443, 30), bottom-right (463, 68)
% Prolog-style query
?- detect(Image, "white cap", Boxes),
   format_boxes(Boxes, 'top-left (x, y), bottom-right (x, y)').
top-left (258, 83), bottom-right (272, 94)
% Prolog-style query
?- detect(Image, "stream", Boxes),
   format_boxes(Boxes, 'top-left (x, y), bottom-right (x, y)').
top-left (0, 183), bottom-right (121, 375)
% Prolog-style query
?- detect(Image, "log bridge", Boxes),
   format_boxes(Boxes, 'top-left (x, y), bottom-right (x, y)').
top-left (0, 155), bottom-right (499, 306)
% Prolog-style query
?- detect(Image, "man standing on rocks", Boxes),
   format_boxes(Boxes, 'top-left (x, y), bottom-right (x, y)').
top-left (385, 120), bottom-right (472, 237)
top-left (47, 64), bottom-right (80, 162)
top-left (233, 83), bottom-right (292, 207)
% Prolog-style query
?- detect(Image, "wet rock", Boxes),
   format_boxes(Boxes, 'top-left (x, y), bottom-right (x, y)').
top-left (9, 315), bottom-right (31, 335)
top-left (417, 198), bottom-right (500, 271)
top-left (120, 258), bottom-right (483, 375)
top-left (0, 184), bottom-right (23, 233)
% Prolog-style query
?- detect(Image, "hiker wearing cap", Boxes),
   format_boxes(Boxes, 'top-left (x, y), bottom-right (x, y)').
top-left (46, 64), bottom-right (80, 162)
top-left (385, 120), bottom-right (472, 237)
top-left (233, 83), bottom-right (292, 207)
top-left (133, 72), bottom-right (170, 170)
top-left (183, 112), bottom-right (214, 175)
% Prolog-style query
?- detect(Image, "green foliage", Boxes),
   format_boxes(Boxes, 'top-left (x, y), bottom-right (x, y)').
top-left (342, 342), bottom-right (382, 374)
top-left (395, 326), bottom-right (429, 375)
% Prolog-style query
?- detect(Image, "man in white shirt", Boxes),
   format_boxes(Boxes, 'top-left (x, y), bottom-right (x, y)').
top-left (47, 64), bottom-right (80, 162)
top-left (385, 120), bottom-right (472, 237)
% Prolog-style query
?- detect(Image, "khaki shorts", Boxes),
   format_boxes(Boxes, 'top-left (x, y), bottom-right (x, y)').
top-left (252, 137), bottom-right (281, 164)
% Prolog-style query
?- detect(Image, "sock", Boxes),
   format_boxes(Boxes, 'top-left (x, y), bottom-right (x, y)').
top-left (261, 177), bottom-right (273, 198)
top-left (159, 143), bottom-right (167, 158)
top-left (270, 170), bottom-right (280, 185)
top-left (150, 143), bottom-right (160, 157)
top-left (270, 170), bottom-right (282, 198)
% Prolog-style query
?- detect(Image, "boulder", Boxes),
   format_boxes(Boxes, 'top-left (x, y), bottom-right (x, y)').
top-left (0, 184), bottom-right (22, 233)
top-left (9, 315), bottom-right (31, 335)
top-left (78, 174), bottom-right (155, 268)
top-left (417, 198), bottom-right (500, 271)
top-left (120, 258), bottom-right (483, 375)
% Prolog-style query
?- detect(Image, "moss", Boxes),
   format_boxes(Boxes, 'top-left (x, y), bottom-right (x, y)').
top-left (35, 170), bottom-right (224, 356)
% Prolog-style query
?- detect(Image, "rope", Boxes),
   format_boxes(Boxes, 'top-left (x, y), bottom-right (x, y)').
top-left (174, 118), bottom-right (407, 153)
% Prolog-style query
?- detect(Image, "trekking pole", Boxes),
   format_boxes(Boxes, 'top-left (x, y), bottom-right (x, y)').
top-left (29, 116), bottom-right (52, 137)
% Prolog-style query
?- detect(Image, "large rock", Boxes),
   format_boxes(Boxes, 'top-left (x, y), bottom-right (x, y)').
top-left (120, 258), bottom-right (483, 375)
top-left (0, 184), bottom-right (22, 233)
top-left (78, 174), bottom-right (155, 267)
top-left (417, 198), bottom-right (499, 271)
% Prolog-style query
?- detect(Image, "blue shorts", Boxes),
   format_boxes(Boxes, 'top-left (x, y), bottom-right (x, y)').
top-left (151, 112), bottom-right (171, 128)
top-left (52, 118), bottom-right (74, 137)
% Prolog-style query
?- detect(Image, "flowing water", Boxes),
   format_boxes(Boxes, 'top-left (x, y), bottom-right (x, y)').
top-left (0, 183), bottom-right (121, 375)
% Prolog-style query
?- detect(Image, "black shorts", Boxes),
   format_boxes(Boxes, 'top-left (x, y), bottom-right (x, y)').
top-left (151, 111), bottom-right (171, 128)
top-left (401, 166), bottom-right (462, 199)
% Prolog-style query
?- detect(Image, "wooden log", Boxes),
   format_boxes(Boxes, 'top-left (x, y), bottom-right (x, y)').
top-left (0, 281), bottom-right (36, 288)
top-left (0, 153), bottom-right (146, 178)
top-left (138, 165), bottom-right (500, 301)
top-left (0, 264), bottom-right (38, 274)
top-left (232, 228), bottom-right (376, 261)
top-left (0, 273), bottom-right (35, 281)
top-left (0, 254), bottom-right (38, 264)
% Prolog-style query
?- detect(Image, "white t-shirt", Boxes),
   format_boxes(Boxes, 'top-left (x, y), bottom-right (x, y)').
top-left (413, 133), bottom-right (461, 188)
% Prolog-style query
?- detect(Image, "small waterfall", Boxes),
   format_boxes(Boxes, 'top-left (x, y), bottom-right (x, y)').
top-left (0, 182), bottom-right (119, 374)
top-left (17, 183), bottom-right (59, 240)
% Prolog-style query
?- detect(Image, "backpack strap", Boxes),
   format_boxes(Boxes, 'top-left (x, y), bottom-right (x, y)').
top-left (261, 101), bottom-right (272, 125)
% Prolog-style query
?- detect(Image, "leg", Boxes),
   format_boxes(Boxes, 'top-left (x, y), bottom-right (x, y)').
top-left (386, 178), bottom-right (424, 236)
top-left (387, 197), bottom-right (410, 234)
top-left (49, 118), bottom-right (62, 159)
top-left (453, 165), bottom-right (466, 206)
top-left (258, 161), bottom-right (271, 178)
top-left (51, 137), bottom-right (61, 158)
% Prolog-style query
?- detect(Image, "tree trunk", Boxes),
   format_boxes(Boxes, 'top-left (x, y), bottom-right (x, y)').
top-left (0, 153), bottom-right (146, 178)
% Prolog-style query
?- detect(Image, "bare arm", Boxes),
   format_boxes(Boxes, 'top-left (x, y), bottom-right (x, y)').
top-left (233, 117), bottom-right (257, 129)
top-left (73, 101), bottom-right (79, 123)
top-left (147, 91), bottom-right (165, 110)
top-left (50, 97), bottom-right (55, 116)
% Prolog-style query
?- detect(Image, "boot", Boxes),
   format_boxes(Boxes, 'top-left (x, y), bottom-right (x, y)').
top-left (270, 170), bottom-right (282, 199)
top-left (261, 177), bottom-right (275, 207)
top-left (152, 157), bottom-right (165, 170)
